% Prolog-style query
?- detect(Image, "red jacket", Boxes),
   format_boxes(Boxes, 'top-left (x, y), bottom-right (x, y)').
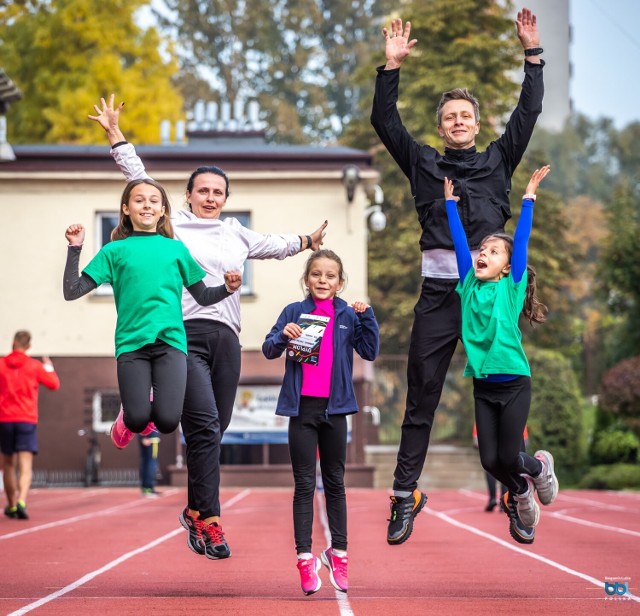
top-left (0, 351), bottom-right (60, 424)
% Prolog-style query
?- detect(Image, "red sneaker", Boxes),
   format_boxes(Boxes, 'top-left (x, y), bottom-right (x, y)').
top-left (110, 406), bottom-right (134, 449)
top-left (140, 422), bottom-right (157, 436)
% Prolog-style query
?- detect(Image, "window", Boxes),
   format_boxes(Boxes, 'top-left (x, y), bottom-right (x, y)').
top-left (221, 212), bottom-right (252, 295)
top-left (91, 389), bottom-right (121, 434)
top-left (94, 212), bottom-right (119, 295)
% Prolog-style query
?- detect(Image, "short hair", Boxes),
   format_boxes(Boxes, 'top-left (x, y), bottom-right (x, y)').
top-left (436, 88), bottom-right (480, 125)
top-left (13, 330), bottom-right (31, 350)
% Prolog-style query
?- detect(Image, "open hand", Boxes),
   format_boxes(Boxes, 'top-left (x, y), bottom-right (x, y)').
top-left (88, 94), bottom-right (124, 134)
top-left (383, 18), bottom-right (418, 70)
top-left (516, 8), bottom-right (540, 49)
top-left (526, 165), bottom-right (550, 195)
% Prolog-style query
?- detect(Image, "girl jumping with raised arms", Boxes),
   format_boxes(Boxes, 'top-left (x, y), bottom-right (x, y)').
top-left (63, 178), bottom-right (241, 449)
top-left (444, 165), bottom-right (558, 545)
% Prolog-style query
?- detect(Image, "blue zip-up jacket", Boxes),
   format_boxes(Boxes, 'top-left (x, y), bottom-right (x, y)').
top-left (262, 296), bottom-right (380, 417)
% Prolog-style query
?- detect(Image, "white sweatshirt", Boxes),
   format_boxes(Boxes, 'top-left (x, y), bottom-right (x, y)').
top-left (111, 143), bottom-right (301, 336)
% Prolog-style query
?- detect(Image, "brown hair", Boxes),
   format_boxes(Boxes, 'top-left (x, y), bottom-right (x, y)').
top-left (301, 249), bottom-right (347, 295)
top-left (481, 233), bottom-right (547, 325)
top-left (436, 88), bottom-right (480, 125)
top-left (13, 330), bottom-right (31, 351)
top-left (111, 179), bottom-right (174, 241)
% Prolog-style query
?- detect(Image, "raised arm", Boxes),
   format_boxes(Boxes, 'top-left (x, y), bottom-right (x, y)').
top-left (443, 178), bottom-right (473, 281)
top-left (89, 94), bottom-right (150, 182)
top-left (516, 7), bottom-right (542, 65)
top-left (88, 94), bottom-right (126, 146)
top-left (512, 165), bottom-right (550, 282)
top-left (63, 224), bottom-right (98, 300)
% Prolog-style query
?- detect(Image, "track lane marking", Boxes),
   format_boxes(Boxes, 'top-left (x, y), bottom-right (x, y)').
top-left (424, 506), bottom-right (639, 603)
top-left (6, 489), bottom-right (252, 616)
top-left (316, 491), bottom-right (354, 616)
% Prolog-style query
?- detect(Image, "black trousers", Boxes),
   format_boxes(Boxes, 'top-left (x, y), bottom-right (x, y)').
top-left (393, 278), bottom-right (461, 492)
top-left (474, 377), bottom-right (541, 494)
top-left (117, 339), bottom-right (186, 434)
top-left (289, 396), bottom-right (348, 554)
top-left (181, 319), bottom-right (241, 519)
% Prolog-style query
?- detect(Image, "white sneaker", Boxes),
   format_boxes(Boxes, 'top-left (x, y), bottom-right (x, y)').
top-left (513, 478), bottom-right (540, 527)
top-left (533, 450), bottom-right (559, 505)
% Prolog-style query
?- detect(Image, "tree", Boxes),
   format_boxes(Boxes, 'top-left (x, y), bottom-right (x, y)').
top-left (0, 0), bottom-right (183, 144)
top-left (596, 179), bottom-right (640, 361)
top-left (154, 0), bottom-right (393, 143)
top-left (599, 356), bottom-right (640, 439)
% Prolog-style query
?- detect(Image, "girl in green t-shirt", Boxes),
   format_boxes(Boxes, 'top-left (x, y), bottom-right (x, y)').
top-left (63, 178), bottom-right (241, 450)
top-left (444, 166), bottom-right (558, 546)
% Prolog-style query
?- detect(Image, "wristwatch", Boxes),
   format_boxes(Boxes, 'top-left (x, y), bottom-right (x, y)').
top-left (524, 47), bottom-right (543, 57)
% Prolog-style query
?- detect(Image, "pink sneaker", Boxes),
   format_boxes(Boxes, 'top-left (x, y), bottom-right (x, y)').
top-left (297, 554), bottom-right (322, 595)
top-left (321, 548), bottom-right (348, 592)
top-left (140, 422), bottom-right (158, 436)
top-left (110, 406), bottom-right (134, 449)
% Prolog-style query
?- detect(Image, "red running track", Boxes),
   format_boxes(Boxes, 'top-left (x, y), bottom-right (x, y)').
top-left (0, 486), bottom-right (638, 615)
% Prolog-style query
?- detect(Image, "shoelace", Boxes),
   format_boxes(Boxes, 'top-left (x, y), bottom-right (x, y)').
top-left (202, 522), bottom-right (226, 545)
top-left (332, 554), bottom-right (348, 578)
top-left (388, 496), bottom-right (413, 521)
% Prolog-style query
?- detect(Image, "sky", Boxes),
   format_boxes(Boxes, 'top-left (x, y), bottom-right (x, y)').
top-left (570, 0), bottom-right (640, 127)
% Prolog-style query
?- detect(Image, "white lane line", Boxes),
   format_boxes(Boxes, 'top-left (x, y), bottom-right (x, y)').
top-left (548, 511), bottom-right (640, 537)
top-left (555, 493), bottom-right (635, 512)
top-left (316, 490), bottom-right (354, 616)
top-left (6, 489), bottom-right (252, 616)
top-left (424, 507), bottom-right (640, 603)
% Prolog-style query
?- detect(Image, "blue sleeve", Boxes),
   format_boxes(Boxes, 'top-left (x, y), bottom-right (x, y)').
top-left (352, 307), bottom-right (380, 361)
top-left (511, 200), bottom-right (534, 283)
top-left (445, 199), bottom-right (473, 280)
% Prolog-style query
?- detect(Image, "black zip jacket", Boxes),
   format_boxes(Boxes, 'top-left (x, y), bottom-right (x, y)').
top-left (371, 61), bottom-right (544, 251)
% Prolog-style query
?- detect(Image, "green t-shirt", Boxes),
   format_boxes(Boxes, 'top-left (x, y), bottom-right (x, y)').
top-left (83, 234), bottom-right (205, 357)
top-left (456, 269), bottom-right (530, 379)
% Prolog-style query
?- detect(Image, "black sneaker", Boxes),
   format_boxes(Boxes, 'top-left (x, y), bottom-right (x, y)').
top-left (502, 492), bottom-right (535, 544)
top-left (387, 490), bottom-right (427, 545)
top-left (16, 501), bottom-right (29, 520)
top-left (179, 507), bottom-right (206, 555)
top-left (4, 506), bottom-right (18, 519)
top-left (201, 521), bottom-right (231, 560)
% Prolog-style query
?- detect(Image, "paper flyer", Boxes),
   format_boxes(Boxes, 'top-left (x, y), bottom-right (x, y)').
top-left (286, 314), bottom-right (330, 365)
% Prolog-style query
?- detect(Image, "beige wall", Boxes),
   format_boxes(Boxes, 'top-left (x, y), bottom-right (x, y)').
top-left (0, 168), bottom-right (377, 356)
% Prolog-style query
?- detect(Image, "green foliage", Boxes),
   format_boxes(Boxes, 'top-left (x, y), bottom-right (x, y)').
top-left (156, 0), bottom-right (393, 143)
top-left (590, 427), bottom-right (639, 465)
top-left (599, 356), bottom-right (640, 438)
top-left (0, 0), bottom-right (183, 144)
top-left (526, 348), bottom-right (587, 483)
top-left (578, 464), bottom-right (640, 490)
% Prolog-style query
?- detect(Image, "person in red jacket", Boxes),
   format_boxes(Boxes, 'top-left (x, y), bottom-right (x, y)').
top-left (0, 331), bottom-right (60, 519)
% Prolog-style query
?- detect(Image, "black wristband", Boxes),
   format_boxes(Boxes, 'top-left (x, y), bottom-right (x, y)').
top-left (306, 235), bottom-right (313, 250)
top-left (111, 140), bottom-right (128, 149)
top-left (524, 47), bottom-right (543, 57)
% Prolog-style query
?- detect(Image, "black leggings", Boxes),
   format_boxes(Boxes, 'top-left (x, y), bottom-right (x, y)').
top-left (116, 339), bottom-right (186, 434)
top-left (394, 278), bottom-right (461, 492)
top-left (474, 377), bottom-right (542, 494)
top-left (181, 319), bottom-right (241, 520)
top-left (289, 396), bottom-right (348, 554)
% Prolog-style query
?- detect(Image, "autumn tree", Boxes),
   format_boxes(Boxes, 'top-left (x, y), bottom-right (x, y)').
top-left (0, 0), bottom-right (183, 144)
top-left (154, 0), bottom-right (393, 143)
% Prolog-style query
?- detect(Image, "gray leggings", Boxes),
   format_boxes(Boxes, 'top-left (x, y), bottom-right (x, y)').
top-left (116, 339), bottom-right (187, 434)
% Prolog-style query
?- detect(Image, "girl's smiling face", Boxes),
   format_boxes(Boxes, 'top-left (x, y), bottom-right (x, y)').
top-left (122, 183), bottom-right (165, 232)
top-left (305, 257), bottom-right (343, 300)
top-left (475, 237), bottom-right (511, 281)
